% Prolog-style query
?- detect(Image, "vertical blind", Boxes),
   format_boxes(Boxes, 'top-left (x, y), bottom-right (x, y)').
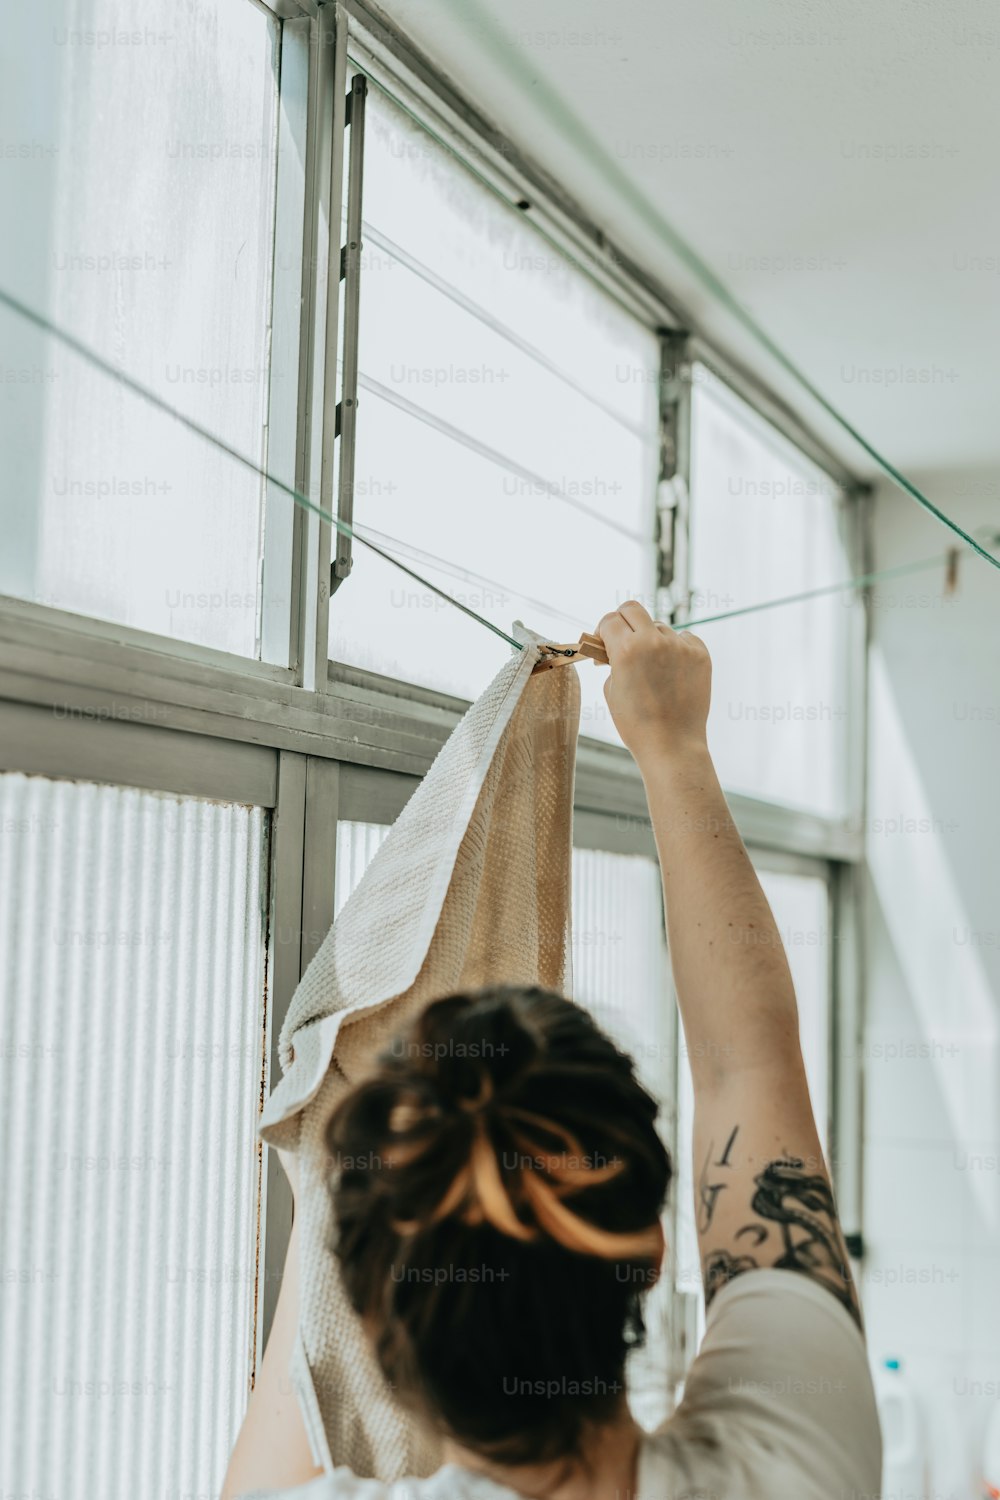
top-left (0, 772), bottom-right (268, 1500)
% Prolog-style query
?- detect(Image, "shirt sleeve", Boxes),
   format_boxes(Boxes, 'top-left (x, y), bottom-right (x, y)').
top-left (646, 1268), bottom-right (882, 1500)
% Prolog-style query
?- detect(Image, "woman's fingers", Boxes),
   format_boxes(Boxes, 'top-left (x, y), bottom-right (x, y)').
top-left (595, 600), bottom-right (658, 660)
top-left (595, 608), bottom-right (634, 658)
top-left (616, 599), bottom-right (659, 636)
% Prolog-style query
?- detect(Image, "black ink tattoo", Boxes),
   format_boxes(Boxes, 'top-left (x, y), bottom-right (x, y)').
top-left (704, 1247), bottom-right (760, 1301)
top-left (701, 1154), bottom-right (863, 1332)
top-left (696, 1125), bottom-right (740, 1233)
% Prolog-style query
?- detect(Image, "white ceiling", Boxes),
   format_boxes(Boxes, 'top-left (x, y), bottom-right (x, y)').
top-left (374, 0), bottom-right (1000, 480)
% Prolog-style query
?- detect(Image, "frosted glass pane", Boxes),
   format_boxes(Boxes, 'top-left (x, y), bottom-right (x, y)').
top-left (335, 824), bottom-right (675, 1425)
top-left (0, 0), bottom-right (279, 655)
top-left (689, 367), bottom-right (857, 816)
top-left (0, 773), bottom-right (268, 1500)
top-left (330, 85), bottom-right (659, 738)
top-left (358, 86), bottom-right (655, 432)
top-left (674, 862), bottom-right (832, 1358)
top-left (756, 869), bottom-right (831, 1141)
top-left (570, 847), bottom-right (674, 1429)
top-left (570, 848), bottom-right (672, 1100)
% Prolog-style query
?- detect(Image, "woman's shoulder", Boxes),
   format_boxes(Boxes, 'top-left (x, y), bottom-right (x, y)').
top-left (639, 1269), bottom-right (881, 1497)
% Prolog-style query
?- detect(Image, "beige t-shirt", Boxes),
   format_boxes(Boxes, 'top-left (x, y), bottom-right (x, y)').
top-left (245, 1269), bottom-right (882, 1500)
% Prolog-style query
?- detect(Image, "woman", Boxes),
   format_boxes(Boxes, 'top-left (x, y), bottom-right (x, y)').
top-left (225, 602), bottom-right (881, 1500)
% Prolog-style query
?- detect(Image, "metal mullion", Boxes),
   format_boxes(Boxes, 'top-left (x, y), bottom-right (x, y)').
top-left (656, 330), bottom-right (693, 623)
top-left (329, 72), bottom-right (367, 596)
top-left (259, 750), bottom-right (307, 1348)
top-left (830, 858), bottom-right (866, 1261)
top-left (289, 8), bottom-right (348, 692)
top-left (261, 16), bottom-right (312, 668)
top-left (0, 593), bottom-right (295, 685)
top-left (829, 480), bottom-right (869, 1258)
top-left (0, 701), bottom-right (278, 808)
top-left (843, 483), bottom-right (873, 835)
top-left (257, 754), bottom-right (343, 1352)
top-left (301, 758), bottom-right (341, 971)
top-left (311, 10), bottom-right (352, 679)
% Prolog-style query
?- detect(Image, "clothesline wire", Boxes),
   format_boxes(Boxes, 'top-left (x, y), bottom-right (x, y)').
top-left (353, 522), bottom-right (591, 632)
top-left (357, 373), bottom-right (650, 544)
top-left (678, 554), bottom-right (945, 631)
top-left (0, 286), bottom-right (981, 656)
top-left (362, 520), bottom-right (950, 636)
top-left (0, 286), bottom-right (522, 650)
top-left (433, 0), bottom-right (1000, 576)
top-left (356, 220), bottom-right (651, 443)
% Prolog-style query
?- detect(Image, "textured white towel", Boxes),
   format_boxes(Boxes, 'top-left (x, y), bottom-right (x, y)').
top-left (259, 626), bottom-right (581, 1479)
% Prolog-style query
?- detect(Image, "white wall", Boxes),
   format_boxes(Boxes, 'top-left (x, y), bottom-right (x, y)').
top-left (862, 470), bottom-right (1000, 1499)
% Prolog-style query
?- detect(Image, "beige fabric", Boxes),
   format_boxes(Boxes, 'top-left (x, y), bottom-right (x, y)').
top-left (259, 626), bottom-right (581, 1480)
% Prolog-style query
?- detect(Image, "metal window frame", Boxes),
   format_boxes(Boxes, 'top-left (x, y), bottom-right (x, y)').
top-left (260, 16), bottom-right (311, 669)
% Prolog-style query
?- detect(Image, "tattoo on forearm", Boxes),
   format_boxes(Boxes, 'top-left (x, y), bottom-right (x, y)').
top-left (697, 1124), bottom-right (739, 1232)
top-left (704, 1247), bottom-right (760, 1300)
top-left (701, 1152), bottom-right (863, 1331)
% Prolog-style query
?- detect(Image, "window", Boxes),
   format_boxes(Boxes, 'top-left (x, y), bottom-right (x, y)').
top-left (0, 0), bottom-right (280, 656)
top-left (328, 81), bottom-right (660, 740)
top-left (0, 2), bottom-right (865, 1487)
top-left (689, 366), bottom-right (859, 817)
top-left (0, 771), bottom-right (268, 1498)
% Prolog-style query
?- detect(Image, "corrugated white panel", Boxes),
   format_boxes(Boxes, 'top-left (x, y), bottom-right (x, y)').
top-left (0, 773), bottom-right (268, 1500)
top-left (335, 821), bottom-right (391, 918)
top-left (570, 847), bottom-right (673, 1102)
top-left (571, 846), bottom-right (675, 1429)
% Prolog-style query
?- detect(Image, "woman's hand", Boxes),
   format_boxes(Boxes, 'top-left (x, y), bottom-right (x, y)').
top-left (595, 600), bottom-right (712, 766)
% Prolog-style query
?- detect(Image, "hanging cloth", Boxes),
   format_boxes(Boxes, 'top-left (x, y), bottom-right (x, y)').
top-left (259, 625), bottom-right (581, 1478)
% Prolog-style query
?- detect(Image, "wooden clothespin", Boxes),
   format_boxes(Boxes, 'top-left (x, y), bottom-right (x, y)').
top-left (944, 546), bottom-right (960, 596)
top-left (532, 631), bottom-right (610, 673)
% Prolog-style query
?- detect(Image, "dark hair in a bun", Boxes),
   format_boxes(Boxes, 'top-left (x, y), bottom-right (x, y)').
top-left (327, 985), bottom-right (671, 1466)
